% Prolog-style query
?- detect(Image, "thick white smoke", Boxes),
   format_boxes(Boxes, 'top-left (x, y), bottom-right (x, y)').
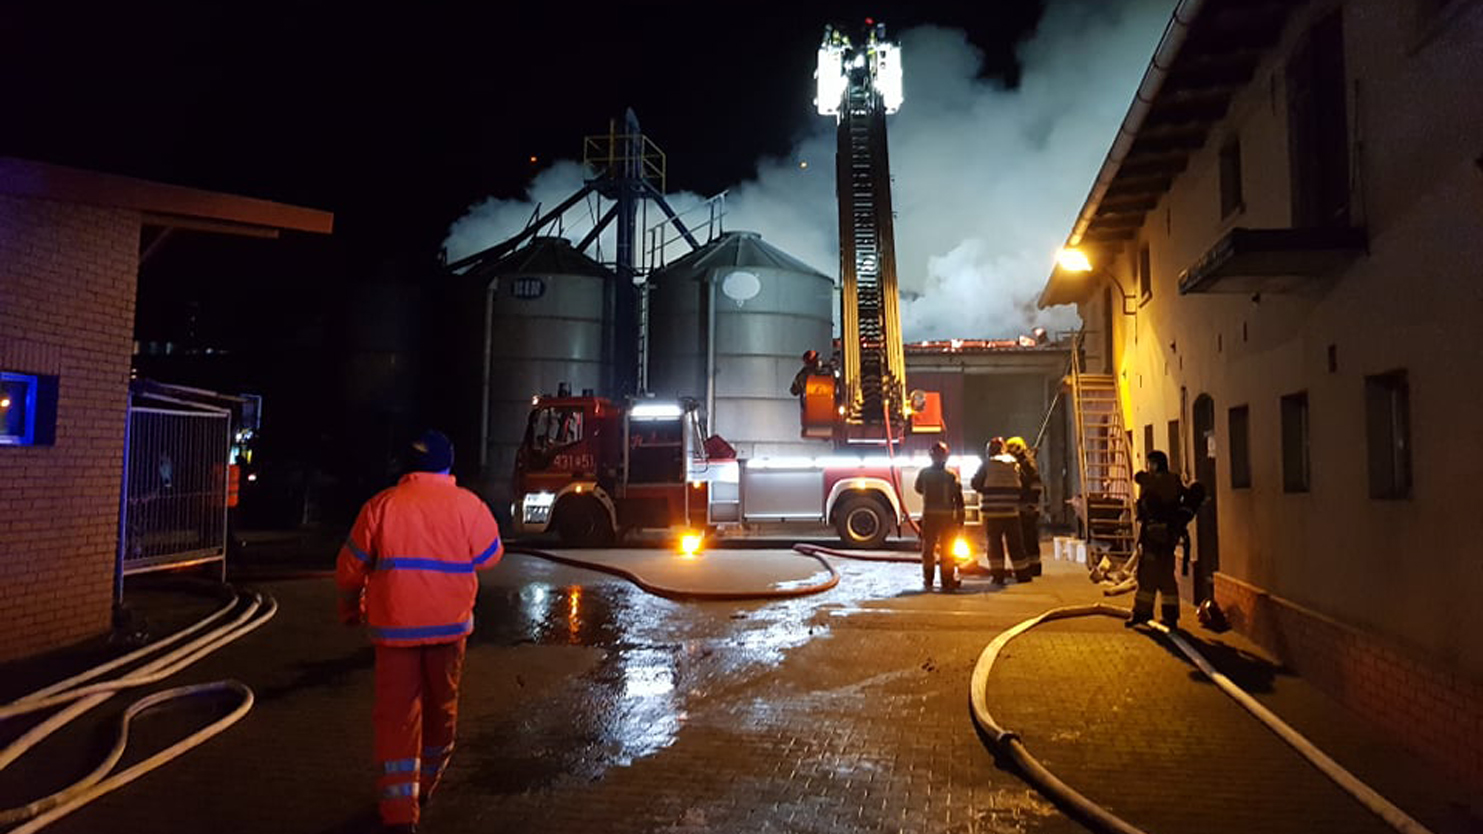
top-left (444, 0), bottom-right (1171, 340)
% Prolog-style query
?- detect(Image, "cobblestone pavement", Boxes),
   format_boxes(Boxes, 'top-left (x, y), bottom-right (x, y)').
top-left (3, 547), bottom-right (1480, 834)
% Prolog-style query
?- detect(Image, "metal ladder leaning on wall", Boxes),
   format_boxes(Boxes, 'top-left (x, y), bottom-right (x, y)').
top-left (1069, 332), bottom-right (1137, 564)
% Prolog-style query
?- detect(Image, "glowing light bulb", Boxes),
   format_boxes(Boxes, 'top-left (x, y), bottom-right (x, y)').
top-left (0, 397), bottom-right (9, 409)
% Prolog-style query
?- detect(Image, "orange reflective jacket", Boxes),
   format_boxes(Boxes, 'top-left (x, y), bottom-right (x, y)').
top-left (336, 472), bottom-right (503, 646)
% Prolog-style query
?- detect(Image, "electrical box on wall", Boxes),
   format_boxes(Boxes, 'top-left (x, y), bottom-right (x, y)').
top-left (1, 371), bottom-right (59, 446)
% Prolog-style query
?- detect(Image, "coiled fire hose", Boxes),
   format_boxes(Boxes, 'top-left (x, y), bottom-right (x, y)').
top-left (969, 604), bottom-right (1436, 834)
top-left (0, 588), bottom-right (277, 833)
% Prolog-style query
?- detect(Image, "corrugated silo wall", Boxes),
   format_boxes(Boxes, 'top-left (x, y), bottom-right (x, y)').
top-left (482, 270), bottom-right (611, 515)
top-left (647, 264), bottom-right (834, 459)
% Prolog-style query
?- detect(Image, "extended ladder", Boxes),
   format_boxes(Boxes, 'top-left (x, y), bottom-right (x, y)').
top-left (836, 81), bottom-right (905, 427)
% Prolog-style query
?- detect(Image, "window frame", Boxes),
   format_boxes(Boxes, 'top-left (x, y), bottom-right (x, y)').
top-left (1228, 405), bottom-right (1252, 489)
top-left (1365, 371), bottom-right (1412, 499)
top-left (1280, 391), bottom-right (1310, 493)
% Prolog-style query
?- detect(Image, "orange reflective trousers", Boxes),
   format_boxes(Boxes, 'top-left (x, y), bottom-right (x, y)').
top-left (374, 638), bottom-right (466, 826)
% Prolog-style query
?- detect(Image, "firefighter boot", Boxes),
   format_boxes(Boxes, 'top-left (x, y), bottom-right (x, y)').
top-left (940, 563), bottom-right (960, 591)
top-left (1161, 603), bottom-right (1180, 630)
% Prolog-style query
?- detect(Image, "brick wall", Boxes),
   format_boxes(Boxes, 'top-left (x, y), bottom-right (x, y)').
top-left (1215, 572), bottom-right (1483, 795)
top-left (0, 194), bottom-right (139, 662)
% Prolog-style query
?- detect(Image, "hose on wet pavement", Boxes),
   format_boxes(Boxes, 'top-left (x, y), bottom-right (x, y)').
top-left (0, 588), bottom-right (276, 833)
top-left (969, 604), bottom-right (1437, 834)
top-left (507, 546), bottom-right (841, 600)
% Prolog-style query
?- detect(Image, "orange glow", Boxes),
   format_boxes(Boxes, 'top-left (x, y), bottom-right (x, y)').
top-left (678, 531), bottom-right (703, 558)
top-left (0, 397), bottom-right (9, 409)
top-left (567, 586), bottom-right (583, 643)
top-left (528, 155), bottom-right (538, 164)
top-left (951, 536), bottom-right (972, 564)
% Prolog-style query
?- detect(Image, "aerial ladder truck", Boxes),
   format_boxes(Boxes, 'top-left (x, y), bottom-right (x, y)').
top-left (801, 21), bottom-right (941, 444)
top-left (511, 22), bottom-right (972, 549)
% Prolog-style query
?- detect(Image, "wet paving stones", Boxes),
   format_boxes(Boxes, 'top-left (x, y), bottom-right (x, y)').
top-left (9, 551), bottom-right (1480, 833)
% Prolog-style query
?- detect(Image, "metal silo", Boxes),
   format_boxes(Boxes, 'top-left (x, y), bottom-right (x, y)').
top-left (470, 238), bottom-right (625, 504)
top-left (647, 231), bottom-right (834, 458)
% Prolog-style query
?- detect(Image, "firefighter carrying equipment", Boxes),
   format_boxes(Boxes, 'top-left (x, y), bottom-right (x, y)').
top-left (336, 472), bottom-right (503, 646)
top-left (1129, 468), bottom-right (1198, 626)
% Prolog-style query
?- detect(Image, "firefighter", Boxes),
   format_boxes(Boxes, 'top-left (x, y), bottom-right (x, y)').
top-left (1004, 436), bottom-right (1043, 577)
top-left (1127, 450), bottom-right (1196, 628)
top-left (971, 437), bottom-right (1031, 583)
top-left (913, 441), bottom-right (964, 591)
top-left (789, 349), bottom-right (822, 396)
top-left (336, 430), bottom-right (503, 833)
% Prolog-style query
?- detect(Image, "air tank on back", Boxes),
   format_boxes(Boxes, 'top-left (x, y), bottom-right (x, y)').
top-left (647, 231), bottom-right (834, 458)
top-left (471, 237), bottom-right (626, 506)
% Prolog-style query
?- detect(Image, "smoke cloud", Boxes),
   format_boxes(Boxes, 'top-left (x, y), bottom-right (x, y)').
top-left (444, 0), bottom-right (1170, 341)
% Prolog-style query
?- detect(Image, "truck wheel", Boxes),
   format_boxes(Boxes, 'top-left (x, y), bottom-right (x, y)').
top-left (835, 494), bottom-right (891, 549)
top-left (554, 497), bottom-right (614, 547)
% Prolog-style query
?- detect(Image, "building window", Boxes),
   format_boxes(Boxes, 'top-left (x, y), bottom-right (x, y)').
top-left (1281, 392), bottom-right (1310, 492)
top-left (1220, 137), bottom-right (1244, 218)
top-left (1143, 423), bottom-right (1155, 466)
top-left (1228, 405), bottom-right (1251, 489)
top-left (1167, 419), bottom-right (1182, 477)
top-left (1365, 371), bottom-right (1411, 499)
top-left (0, 371), bottom-right (58, 447)
top-left (1138, 243), bottom-right (1152, 302)
top-left (1287, 10), bottom-right (1351, 228)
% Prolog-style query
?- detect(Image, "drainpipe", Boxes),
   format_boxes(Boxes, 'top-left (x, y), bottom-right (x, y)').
top-left (1069, 0), bottom-right (1206, 246)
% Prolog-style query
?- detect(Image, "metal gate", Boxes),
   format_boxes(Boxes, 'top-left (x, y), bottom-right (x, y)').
top-left (119, 403), bottom-right (230, 580)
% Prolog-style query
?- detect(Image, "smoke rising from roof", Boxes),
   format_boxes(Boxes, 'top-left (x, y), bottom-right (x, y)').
top-left (444, 0), bottom-right (1170, 341)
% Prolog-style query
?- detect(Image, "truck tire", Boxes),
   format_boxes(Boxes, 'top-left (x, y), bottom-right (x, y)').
top-left (554, 496), bottom-right (614, 547)
top-left (834, 493), bottom-right (892, 549)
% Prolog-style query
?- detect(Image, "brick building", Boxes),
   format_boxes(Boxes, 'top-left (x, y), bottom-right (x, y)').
top-left (1038, 1), bottom-right (1483, 790)
top-left (0, 158), bottom-right (331, 663)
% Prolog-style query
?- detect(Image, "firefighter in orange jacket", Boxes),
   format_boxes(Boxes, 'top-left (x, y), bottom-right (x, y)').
top-left (336, 430), bottom-right (502, 834)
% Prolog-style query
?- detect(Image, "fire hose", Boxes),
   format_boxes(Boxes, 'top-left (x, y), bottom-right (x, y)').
top-left (0, 588), bottom-right (277, 833)
top-left (969, 605), bottom-right (1437, 834)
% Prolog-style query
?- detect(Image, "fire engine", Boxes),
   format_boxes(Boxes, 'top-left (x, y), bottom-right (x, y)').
top-left (512, 22), bottom-right (975, 547)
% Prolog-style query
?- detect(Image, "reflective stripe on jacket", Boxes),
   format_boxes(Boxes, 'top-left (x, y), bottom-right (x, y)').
top-left (970, 455), bottom-right (1021, 518)
top-left (336, 472), bottom-right (503, 646)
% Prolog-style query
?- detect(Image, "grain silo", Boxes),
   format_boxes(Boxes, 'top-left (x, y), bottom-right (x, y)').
top-left (466, 237), bottom-right (628, 504)
top-left (646, 231), bottom-right (834, 458)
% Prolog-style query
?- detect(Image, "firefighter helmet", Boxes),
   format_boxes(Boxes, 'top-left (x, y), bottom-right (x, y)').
top-left (1004, 436), bottom-right (1027, 454)
top-left (1197, 599), bottom-right (1230, 632)
top-left (929, 441), bottom-right (949, 462)
top-left (802, 349), bottom-right (819, 364)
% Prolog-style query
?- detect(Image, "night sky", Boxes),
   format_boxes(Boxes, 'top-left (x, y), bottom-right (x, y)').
top-left (2, 2), bottom-right (1046, 262)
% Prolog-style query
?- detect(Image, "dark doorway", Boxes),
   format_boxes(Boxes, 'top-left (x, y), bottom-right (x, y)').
top-left (1192, 394), bottom-right (1220, 603)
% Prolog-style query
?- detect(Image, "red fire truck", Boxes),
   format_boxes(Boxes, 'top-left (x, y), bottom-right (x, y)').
top-left (511, 395), bottom-right (979, 547)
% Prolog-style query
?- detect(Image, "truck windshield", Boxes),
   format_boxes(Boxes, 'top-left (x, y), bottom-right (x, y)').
top-left (528, 407), bottom-right (583, 450)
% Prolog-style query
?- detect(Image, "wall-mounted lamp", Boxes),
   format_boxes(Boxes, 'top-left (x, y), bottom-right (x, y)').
top-left (1055, 247), bottom-right (1137, 316)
